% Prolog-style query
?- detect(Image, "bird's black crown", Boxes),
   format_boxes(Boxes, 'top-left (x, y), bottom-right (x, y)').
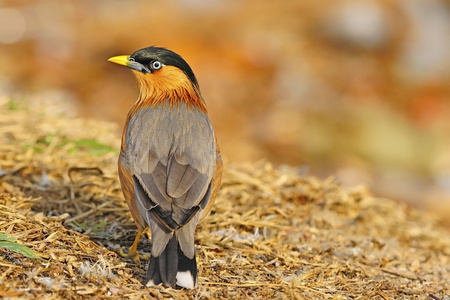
top-left (130, 46), bottom-right (199, 88)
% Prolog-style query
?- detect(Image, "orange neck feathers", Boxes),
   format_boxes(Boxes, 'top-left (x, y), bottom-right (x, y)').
top-left (130, 65), bottom-right (207, 114)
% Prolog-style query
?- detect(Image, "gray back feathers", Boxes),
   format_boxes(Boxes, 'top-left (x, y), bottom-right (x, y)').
top-left (123, 102), bottom-right (216, 257)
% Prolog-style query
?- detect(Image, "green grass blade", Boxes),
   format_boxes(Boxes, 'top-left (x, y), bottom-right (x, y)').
top-left (0, 241), bottom-right (45, 260)
top-left (0, 233), bottom-right (17, 242)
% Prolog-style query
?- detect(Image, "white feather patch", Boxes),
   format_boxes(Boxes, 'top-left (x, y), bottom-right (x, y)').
top-left (146, 279), bottom-right (156, 287)
top-left (176, 271), bottom-right (195, 289)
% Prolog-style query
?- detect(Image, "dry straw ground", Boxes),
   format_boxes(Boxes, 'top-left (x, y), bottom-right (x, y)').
top-left (0, 100), bottom-right (449, 299)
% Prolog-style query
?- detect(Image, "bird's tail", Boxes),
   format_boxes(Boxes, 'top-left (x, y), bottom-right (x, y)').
top-left (145, 234), bottom-right (197, 289)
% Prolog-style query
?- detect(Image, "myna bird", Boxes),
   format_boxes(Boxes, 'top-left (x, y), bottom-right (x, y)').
top-left (108, 46), bottom-right (223, 289)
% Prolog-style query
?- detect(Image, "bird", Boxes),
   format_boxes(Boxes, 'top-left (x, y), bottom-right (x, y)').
top-left (108, 46), bottom-right (223, 289)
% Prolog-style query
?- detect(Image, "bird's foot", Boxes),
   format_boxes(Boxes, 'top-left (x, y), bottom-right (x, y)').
top-left (119, 247), bottom-right (149, 267)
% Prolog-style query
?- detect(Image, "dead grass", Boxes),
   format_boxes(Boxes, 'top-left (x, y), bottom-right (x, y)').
top-left (0, 99), bottom-right (449, 299)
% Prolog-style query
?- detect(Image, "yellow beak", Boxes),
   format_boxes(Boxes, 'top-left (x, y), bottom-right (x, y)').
top-left (108, 55), bottom-right (131, 66)
top-left (108, 55), bottom-right (151, 73)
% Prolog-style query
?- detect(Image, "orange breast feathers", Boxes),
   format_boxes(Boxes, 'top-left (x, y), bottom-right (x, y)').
top-left (130, 65), bottom-right (207, 114)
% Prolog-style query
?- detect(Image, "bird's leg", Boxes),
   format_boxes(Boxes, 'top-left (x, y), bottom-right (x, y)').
top-left (119, 228), bottom-right (149, 267)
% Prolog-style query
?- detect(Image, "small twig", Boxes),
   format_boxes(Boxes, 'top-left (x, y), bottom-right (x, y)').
top-left (68, 187), bottom-right (82, 214)
top-left (200, 281), bottom-right (327, 295)
top-left (68, 167), bottom-right (103, 183)
top-left (66, 200), bottom-right (114, 223)
top-left (201, 281), bottom-right (283, 287)
top-left (377, 291), bottom-right (393, 300)
top-left (380, 268), bottom-right (418, 280)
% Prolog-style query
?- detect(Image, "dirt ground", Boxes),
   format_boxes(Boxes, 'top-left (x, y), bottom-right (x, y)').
top-left (0, 101), bottom-right (449, 299)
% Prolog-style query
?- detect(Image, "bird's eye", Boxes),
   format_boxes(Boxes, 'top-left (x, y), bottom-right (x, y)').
top-left (128, 57), bottom-right (135, 62)
top-left (151, 61), bottom-right (162, 70)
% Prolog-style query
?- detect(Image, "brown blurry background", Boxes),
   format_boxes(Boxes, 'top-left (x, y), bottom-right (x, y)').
top-left (1, 0), bottom-right (450, 218)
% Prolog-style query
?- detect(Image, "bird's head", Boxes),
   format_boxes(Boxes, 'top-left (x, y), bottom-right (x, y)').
top-left (108, 46), bottom-right (205, 111)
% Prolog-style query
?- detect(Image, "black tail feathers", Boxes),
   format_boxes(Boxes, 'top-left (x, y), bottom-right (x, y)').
top-left (145, 235), bottom-right (197, 289)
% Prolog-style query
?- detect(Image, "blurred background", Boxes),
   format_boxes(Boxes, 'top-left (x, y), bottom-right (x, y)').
top-left (1, 0), bottom-right (450, 219)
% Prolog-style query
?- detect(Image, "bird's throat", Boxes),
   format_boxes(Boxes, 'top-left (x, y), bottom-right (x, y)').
top-left (130, 66), bottom-right (207, 114)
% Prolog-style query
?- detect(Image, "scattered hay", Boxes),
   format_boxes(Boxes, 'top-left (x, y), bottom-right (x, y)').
top-left (0, 100), bottom-right (449, 299)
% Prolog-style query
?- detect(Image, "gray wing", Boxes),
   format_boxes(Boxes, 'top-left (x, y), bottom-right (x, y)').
top-left (133, 153), bottom-right (212, 231)
top-left (125, 103), bottom-right (216, 233)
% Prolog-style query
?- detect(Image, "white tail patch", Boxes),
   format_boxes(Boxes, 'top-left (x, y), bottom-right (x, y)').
top-left (176, 271), bottom-right (195, 289)
top-left (145, 279), bottom-right (156, 287)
